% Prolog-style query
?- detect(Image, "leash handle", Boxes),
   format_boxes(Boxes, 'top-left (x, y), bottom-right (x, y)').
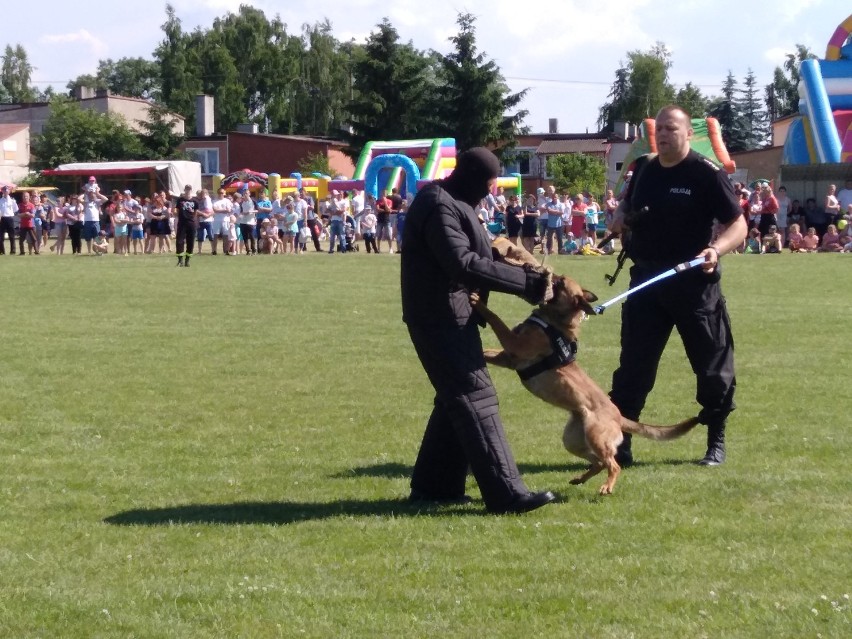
top-left (593, 256), bottom-right (706, 315)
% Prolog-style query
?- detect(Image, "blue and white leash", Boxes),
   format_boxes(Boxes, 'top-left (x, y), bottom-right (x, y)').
top-left (592, 257), bottom-right (707, 315)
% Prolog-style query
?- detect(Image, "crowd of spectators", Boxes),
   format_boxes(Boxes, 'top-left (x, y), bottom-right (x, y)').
top-left (734, 178), bottom-right (852, 253)
top-left (2, 176), bottom-right (851, 257)
top-left (477, 184), bottom-right (615, 256)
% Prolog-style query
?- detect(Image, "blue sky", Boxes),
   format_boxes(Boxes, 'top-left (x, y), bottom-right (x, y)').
top-left (11, 0), bottom-right (849, 134)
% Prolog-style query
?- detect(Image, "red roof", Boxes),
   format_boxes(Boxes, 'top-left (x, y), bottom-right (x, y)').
top-left (0, 123), bottom-right (28, 140)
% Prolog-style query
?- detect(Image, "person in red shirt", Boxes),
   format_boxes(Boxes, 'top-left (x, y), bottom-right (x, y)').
top-left (757, 182), bottom-right (779, 236)
top-left (375, 191), bottom-right (393, 253)
top-left (17, 191), bottom-right (38, 255)
top-left (570, 194), bottom-right (587, 239)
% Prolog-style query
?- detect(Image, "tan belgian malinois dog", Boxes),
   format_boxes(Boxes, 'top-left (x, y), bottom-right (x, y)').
top-left (473, 239), bottom-right (699, 494)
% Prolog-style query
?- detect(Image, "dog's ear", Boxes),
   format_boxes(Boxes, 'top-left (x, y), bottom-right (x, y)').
top-left (574, 291), bottom-right (598, 315)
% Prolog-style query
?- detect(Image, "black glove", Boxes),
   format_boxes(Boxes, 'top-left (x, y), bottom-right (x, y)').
top-left (522, 266), bottom-right (552, 305)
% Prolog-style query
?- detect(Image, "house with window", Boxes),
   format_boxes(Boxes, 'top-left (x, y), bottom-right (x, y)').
top-left (503, 120), bottom-right (636, 195)
top-left (0, 88), bottom-right (184, 136)
top-left (181, 95), bottom-right (354, 187)
top-left (0, 123), bottom-right (30, 185)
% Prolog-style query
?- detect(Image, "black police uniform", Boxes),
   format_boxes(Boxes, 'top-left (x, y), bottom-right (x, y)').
top-left (401, 150), bottom-right (554, 513)
top-left (610, 150), bottom-right (742, 464)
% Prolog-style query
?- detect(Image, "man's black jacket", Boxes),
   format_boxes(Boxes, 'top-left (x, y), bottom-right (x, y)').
top-left (401, 182), bottom-right (532, 328)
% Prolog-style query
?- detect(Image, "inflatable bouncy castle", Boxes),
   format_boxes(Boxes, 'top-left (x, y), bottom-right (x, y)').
top-left (783, 13), bottom-right (852, 164)
top-left (615, 117), bottom-right (736, 195)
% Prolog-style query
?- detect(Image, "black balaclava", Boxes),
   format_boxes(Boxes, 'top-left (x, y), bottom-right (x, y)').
top-left (443, 147), bottom-right (501, 207)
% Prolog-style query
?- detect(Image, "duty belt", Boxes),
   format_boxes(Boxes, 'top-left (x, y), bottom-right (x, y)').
top-left (516, 315), bottom-right (577, 381)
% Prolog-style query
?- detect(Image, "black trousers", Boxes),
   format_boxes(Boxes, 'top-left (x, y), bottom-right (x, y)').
top-left (68, 223), bottom-right (83, 254)
top-left (0, 217), bottom-right (15, 253)
top-left (239, 224), bottom-right (256, 253)
top-left (407, 322), bottom-right (529, 511)
top-left (18, 227), bottom-right (37, 253)
top-left (363, 232), bottom-right (378, 253)
top-left (176, 222), bottom-right (196, 256)
top-left (609, 266), bottom-right (735, 429)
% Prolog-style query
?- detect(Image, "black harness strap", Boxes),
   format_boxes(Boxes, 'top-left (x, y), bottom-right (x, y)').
top-left (516, 315), bottom-right (578, 381)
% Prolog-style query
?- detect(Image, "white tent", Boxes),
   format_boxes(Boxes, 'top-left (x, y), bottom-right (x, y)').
top-left (44, 161), bottom-right (202, 196)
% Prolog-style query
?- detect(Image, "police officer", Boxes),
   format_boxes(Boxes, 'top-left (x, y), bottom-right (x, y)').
top-left (609, 105), bottom-right (747, 467)
top-left (401, 147), bottom-right (556, 514)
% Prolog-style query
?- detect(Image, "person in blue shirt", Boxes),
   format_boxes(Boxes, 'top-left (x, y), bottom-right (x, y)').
top-left (255, 190), bottom-right (272, 244)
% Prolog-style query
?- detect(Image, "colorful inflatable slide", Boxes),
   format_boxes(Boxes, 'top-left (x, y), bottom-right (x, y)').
top-left (329, 138), bottom-right (520, 198)
top-left (783, 13), bottom-right (852, 164)
top-left (212, 138), bottom-right (521, 200)
top-left (615, 117), bottom-right (735, 194)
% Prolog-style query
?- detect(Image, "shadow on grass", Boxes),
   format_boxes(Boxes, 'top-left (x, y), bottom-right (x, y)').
top-left (104, 498), bottom-right (488, 526)
top-left (330, 462), bottom-right (411, 479)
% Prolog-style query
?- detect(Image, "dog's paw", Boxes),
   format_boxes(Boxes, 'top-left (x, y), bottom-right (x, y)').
top-left (598, 484), bottom-right (613, 495)
top-left (569, 476), bottom-right (585, 485)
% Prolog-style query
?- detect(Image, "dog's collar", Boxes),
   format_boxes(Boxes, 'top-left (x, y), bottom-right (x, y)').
top-left (516, 315), bottom-right (578, 381)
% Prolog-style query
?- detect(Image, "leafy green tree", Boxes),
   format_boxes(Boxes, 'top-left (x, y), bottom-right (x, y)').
top-left (346, 18), bottom-right (436, 158)
top-left (155, 4), bottom-right (203, 129)
top-left (707, 71), bottom-right (749, 153)
top-left (190, 27), bottom-right (245, 133)
top-left (213, 6), bottom-right (295, 131)
top-left (547, 154), bottom-right (606, 197)
top-left (433, 12), bottom-right (527, 156)
top-left (66, 73), bottom-right (105, 95)
top-left (297, 151), bottom-right (333, 177)
top-left (0, 81), bottom-right (12, 104)
top-left (1, 44), bottom-right (37, 103)
top-left (295, 20), bottom-right (353, 136)
top-left (30, 97), bottom-right (145, 170)
top-left (764, 44), bottom-right (815, 120)
top-left (137, 103), bottom-right (186, 159)
top-left (598, 43), bottom-right (675, 131)
top-left (738, 69), bottom-right (769, 149)
top-left (598, 65), bottom-right (629, 132)
top-left (675, 82), bottom-right (709, 118)
top-left (68, 57), bottom-right (160, 99)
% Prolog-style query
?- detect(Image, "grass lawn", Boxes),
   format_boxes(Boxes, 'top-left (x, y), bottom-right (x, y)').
top-left (0, 248), bottom-right (849, 638)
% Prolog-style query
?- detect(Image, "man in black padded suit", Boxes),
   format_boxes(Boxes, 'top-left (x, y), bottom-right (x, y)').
top-left (401, 147), bottom-right (556, 514)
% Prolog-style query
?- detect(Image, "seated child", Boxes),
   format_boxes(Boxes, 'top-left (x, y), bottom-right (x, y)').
top-left (267, 218), bottom-right (284, 254)
top-left (578, 234), bottom-right (604, 255)
top-left (744, 228), bottom-right (762, 254)
top-left (787, 223), bottom-right (804, 252)
top-left (801, 227), bottom-right (820, 252)
top-left (92, 230), bottom-right (109, 255)
top-left (761, 225), bottom-right (782, 253)
top-left (562, 232), bottom-right (579, 255)
top-left (818, 224), bottom-right (842, 252)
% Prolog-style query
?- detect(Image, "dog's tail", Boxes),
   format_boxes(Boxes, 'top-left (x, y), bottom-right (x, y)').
top-left (620, 416), bottom-right (700, 441)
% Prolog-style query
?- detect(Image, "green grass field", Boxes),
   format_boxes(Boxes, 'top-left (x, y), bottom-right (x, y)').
top-left (1, 249), bottom-right (849, 638)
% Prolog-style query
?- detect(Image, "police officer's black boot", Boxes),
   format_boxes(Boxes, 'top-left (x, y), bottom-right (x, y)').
top-left (698, 422), bottom-right (726, 466)
top-left (184, 255), bottom-right (191, 268)
top-left (615, 433), bottom-right (633, 467)
top-left (176, 254), bottom-right (184, 267)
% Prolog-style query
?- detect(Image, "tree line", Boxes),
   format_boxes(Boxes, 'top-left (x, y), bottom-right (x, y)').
top-left (597, 41), bottom-right (816, 152)
top-left (1, 4), bottom-right (815, 173)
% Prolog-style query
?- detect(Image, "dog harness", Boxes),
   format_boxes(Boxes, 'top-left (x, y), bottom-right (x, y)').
top-left (516, 315), bottom-right (578, 381)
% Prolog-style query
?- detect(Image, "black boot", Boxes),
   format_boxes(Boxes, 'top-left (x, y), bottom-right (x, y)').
top-left (698, 423), bottom-right (726, 466)
top-left (184, 255), bottom-right (191, 268)
top-left (176, 255), bottom-right (184, 267)
top-left (615, 433), bottom-right (633, 467)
